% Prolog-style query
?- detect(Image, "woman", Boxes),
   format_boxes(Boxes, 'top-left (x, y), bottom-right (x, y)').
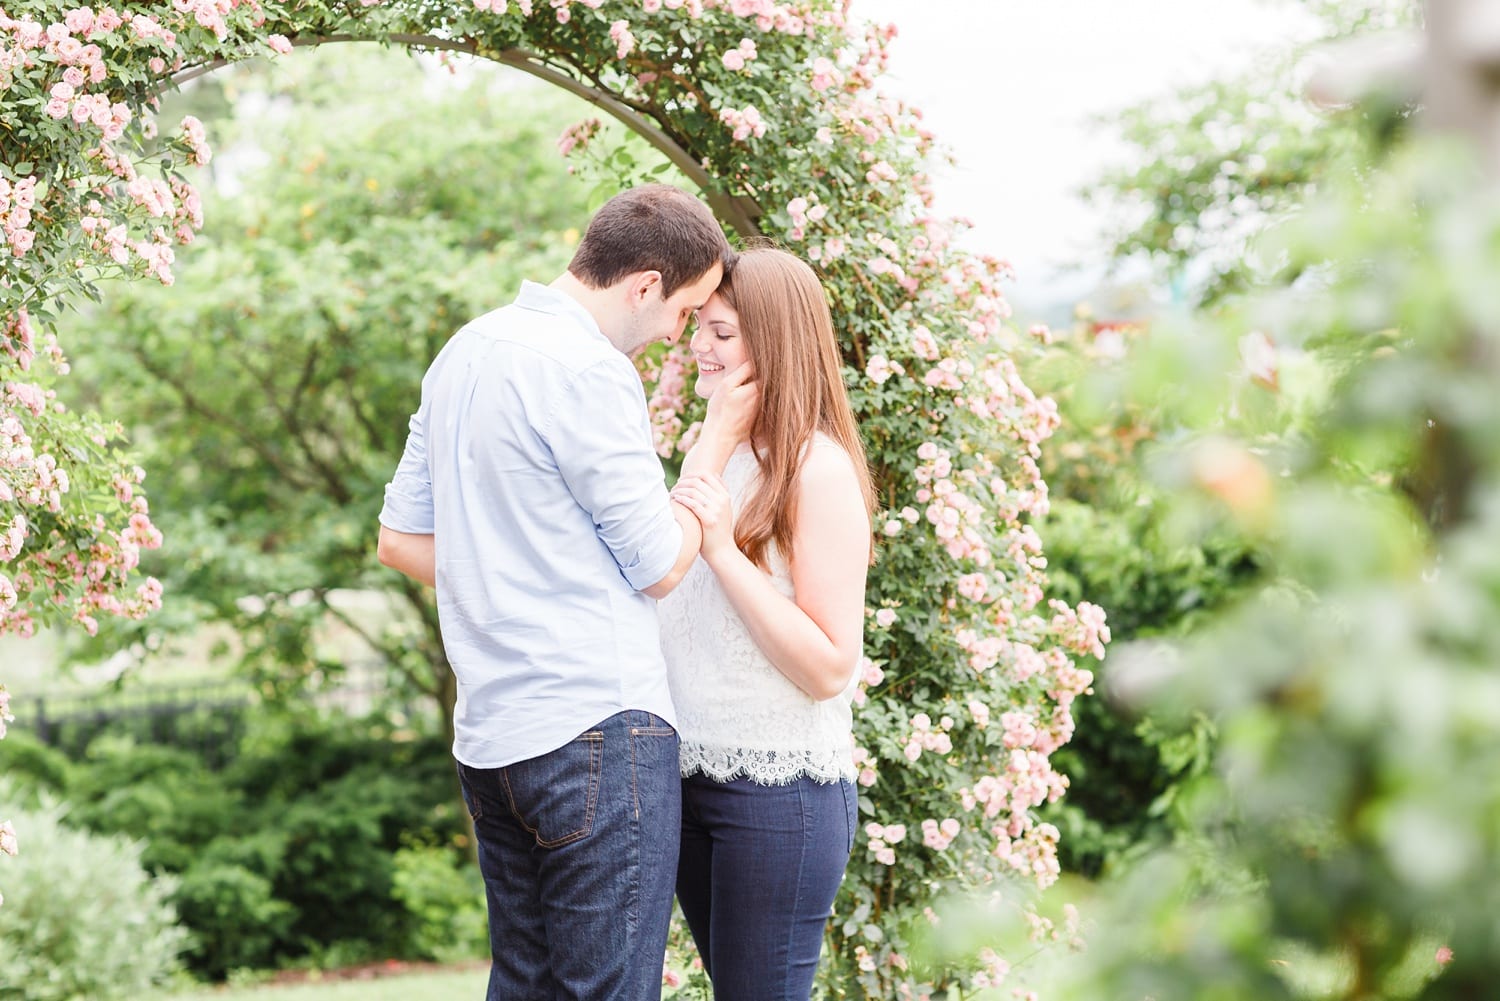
top-left (660, 246), bottom-right (875, 1000)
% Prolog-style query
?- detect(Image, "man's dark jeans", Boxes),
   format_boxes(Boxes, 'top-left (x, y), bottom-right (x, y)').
top-left (457, 710), bottom-right (681, 1000)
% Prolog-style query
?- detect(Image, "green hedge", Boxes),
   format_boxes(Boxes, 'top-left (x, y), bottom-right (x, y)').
top-left (0, 711), bottom-right (483, 980)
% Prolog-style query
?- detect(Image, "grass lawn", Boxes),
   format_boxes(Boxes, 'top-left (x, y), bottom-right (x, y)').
top-left (165, 966), bottom-right (489, 1001)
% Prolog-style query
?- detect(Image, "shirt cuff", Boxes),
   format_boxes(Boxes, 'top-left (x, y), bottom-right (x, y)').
top-left (379, 484), bottom-right (435, 535)
top-left (619, 516), bottom-right (684, 592)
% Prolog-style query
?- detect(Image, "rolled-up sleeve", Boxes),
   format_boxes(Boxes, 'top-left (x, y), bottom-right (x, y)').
top-left (544, 359), bottom-right (683, 591)
top-left (380, 408), bottom-right (436, 535)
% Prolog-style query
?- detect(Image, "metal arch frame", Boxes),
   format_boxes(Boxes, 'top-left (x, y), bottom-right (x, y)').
top-left (172, 32), bottom-right (763, 237)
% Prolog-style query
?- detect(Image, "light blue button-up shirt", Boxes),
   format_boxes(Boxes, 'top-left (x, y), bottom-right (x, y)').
top-left (379, 281), bottom-right (683, 769)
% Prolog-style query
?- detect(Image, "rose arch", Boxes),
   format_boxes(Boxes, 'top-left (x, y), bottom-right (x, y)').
top-left (0, 1), bottom-right (1106, 993)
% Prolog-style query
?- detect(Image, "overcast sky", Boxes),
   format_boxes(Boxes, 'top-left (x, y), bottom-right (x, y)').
top-left (852, 0), bottom-right (1319, 313)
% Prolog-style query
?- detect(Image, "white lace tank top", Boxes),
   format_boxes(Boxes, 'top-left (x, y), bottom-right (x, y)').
top-left (658, 435), bottom-right (858, 786)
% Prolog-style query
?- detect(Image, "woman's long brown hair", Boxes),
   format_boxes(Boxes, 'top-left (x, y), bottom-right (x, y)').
top-left (716, 247), bottom-right (875, 569)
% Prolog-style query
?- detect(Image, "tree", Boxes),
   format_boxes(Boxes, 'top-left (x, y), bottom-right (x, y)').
top-left (76, 48), bottom-right (598, 736)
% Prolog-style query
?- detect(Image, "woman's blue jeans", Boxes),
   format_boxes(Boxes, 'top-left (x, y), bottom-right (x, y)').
top-left (675, 772), bottom-right (858, 1001)
top-left (456, 710), bottom-right (681, 1001)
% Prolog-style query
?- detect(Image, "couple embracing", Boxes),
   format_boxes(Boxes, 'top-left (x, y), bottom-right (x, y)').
top-left (377, 184), bottom-right (872, 1001)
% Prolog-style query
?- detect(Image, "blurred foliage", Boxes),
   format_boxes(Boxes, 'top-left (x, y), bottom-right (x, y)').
top-left (68, 47), bottom-right (606, 725)
top-left (1084, 0), bottom-right (1422, 306)
top-left (1028, 76), bottom-right (1500, 1001)
top-left (1025, 314), bottom-right (1267, 877)
top-left (1027, 0), bottom-right (1432, 884)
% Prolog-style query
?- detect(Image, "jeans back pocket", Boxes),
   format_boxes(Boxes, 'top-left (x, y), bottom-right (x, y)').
top-left (501, 731), bottom-right (604, 848)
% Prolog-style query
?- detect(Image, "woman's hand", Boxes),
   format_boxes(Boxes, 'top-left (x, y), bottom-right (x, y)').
top-left (671, 472), bottom-right (736, 563)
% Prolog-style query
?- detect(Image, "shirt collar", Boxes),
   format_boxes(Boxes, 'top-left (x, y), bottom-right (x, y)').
top-left (515, 280), bottom-right (607, 344)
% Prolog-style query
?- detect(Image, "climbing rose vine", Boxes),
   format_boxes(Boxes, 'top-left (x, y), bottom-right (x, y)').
top-left (0, 1), bottom-right (1106, 993)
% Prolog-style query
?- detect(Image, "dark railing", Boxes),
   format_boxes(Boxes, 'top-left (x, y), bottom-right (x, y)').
top-left (17, 681), bottom-right (250, 767)
top-left (12, 676), bottom-right (419, 768)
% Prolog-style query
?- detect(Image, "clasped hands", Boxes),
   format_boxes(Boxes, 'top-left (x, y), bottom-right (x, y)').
top-left (672, 470), bottom-right (735, 562)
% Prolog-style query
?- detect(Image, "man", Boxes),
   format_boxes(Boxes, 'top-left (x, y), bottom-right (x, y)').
top-left (376, 184), bottom-right (755, 1000)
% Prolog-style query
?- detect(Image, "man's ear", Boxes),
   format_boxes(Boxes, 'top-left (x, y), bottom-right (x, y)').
top-left (630, 270), bottom-right (663, 303)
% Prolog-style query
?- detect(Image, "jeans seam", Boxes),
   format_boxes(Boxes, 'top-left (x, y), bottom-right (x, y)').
top-left (781, 778), bottom-right (811, 1001)
top-left (843, 780), bottom-right (856, 855)
top-left (631, 727), bottom-right (640, 821)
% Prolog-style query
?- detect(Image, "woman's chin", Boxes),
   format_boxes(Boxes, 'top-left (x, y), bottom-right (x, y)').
top-left (693, 374), bottom-right (719, 399)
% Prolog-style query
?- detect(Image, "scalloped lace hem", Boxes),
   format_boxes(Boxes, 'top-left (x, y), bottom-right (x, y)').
top-left (680, 743), bottom-right (854, 786)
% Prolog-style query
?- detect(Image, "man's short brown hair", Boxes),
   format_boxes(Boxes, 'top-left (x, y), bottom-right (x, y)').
top-left (568, 184), bottom-right (734, 298)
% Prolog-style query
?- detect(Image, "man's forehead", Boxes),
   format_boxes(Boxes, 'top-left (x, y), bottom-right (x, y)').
top-left (676, 270), bottom-right (721, 306)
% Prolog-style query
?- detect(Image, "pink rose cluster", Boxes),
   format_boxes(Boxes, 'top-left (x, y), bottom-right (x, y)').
top-left (919, 816), bottom-right (960, 850)
top-left (901, 711), bottom-right (953, 763)
top-left (864, 820), bottom-right (906, 865)
top-left (783, 195), bottom-right (827, 243)
top-left (0, 388), bottom-right (163, 637)
top-left (851, 740), bottom-right (879, 787)
top-left (3, 10), bottom-right (215, 288)
top-left (608, 19), bottom-right (635, 57)
top-left (850, 654), bottom-right (889, 710)
top-left (717, 0), bottom-right (846, 35)
top-left (0, 177), bottom-right (39, 259)
top-left (68, 120), bottom-right (207, 283)
top-left (912, 441), bottom-right (993, 565)
top-left (549, 0), bottom-right (627, 26)
top-left (954, 752), bottom-right (1068, 887)
top-left (0, 685), bottom-right (13, 740)
top-left (809, 55), bottom-right (843, 92)
top-left (720, 36), bottom-right (757, 71)
top-left (556, 117), bottom-right (603, 158)
top-left (863, 354), bottom-right (904, 385)
top-left (718, 105), bottom-right (766, 142)
top-left (472, 0), bottom-right (537, 13)
top-left (969, 947), bottom-right (1010, 990)
top-left (639, 345), bottom-right (691, 458)
top-left (1047, 598), bottom-right (1110, 662)
top-left (0, 312), bottom-right (66, 380)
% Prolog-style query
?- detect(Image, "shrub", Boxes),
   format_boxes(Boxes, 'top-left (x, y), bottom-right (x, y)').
top-left (66, 737), bottom-right (244, 873)
top-left (272, 778), bottom-right (405, 953)
top-left (0, 788), bottom-right (188, 1001)
top-left (391, 845), bottom-right (489, 963)
top-left (0, 730), bottom-right (73, 801)
top-left (173, 858), bottom-right (295, 979)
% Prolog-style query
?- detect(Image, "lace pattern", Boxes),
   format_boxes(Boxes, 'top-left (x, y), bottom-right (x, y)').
top-left (681, 743), bottom-right (852, 785)
top-left (658, 436), bottom-right (857, 786)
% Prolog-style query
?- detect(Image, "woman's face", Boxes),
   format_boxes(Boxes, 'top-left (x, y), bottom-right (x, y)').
top-left (688, 292), bottom-right (750, 399)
